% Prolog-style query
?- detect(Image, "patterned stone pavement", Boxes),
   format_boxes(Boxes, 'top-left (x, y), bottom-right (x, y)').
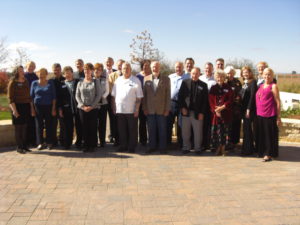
top-left (0, 143), bottom-right (300, 225)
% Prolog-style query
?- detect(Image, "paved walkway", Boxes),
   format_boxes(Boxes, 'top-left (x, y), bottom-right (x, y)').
top-left (0, 143), bottom-right (300, 225)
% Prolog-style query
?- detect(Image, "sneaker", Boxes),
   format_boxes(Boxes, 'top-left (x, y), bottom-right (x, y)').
top-left (37, 144), bottom-right (44, 150)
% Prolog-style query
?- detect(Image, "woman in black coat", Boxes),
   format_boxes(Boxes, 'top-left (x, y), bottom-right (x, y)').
top-left (240, 66), bottom-right (257, 155)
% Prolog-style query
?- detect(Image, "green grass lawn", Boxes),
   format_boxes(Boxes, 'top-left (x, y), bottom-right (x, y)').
top-left (0, 94), bottom-right (8, 108)
top-left (0, 111), bottom-right (11, 120)
top-left (0, 94), bottom-right (11, 120)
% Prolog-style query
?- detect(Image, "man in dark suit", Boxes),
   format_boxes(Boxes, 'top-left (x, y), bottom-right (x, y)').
top-left (51, 63), bottom-right (65, 147)
top-left (178, 67), bottom-right (208, 154)
top-left (57, 66), bottom-right (81, 149)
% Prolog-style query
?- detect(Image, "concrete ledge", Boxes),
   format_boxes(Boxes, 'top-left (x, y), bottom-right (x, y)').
top-left (0, 120), bottom-right (15, 148)
top-left (280, 118), bottom-right (300, 142)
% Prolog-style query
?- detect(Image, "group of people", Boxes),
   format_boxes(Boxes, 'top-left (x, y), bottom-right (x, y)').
top-left (7, 57), bottom-right (281, 162)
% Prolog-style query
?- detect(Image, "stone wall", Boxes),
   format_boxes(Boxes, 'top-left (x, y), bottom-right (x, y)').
top-left (279, 118), bottom-right (300, 142)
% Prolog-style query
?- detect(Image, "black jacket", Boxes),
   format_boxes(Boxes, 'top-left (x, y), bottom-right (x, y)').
top-left (178, 79), bottom-right (208, 119)
top-left (240, 79), bottom-right (257, 116)
top-left (57, 79), bottom-right (80, 114)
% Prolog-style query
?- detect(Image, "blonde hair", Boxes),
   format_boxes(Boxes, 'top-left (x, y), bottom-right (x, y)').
top-left (263, 68), bottom-right (274, 77)
top-left (26, 61), bottom-right (36, 70)
top-left (224, 66), bottom-right (236, 76)
top-left (214, 69), bottom-right (226, 80)
top-left (257, 61), bottom-right (268, 68)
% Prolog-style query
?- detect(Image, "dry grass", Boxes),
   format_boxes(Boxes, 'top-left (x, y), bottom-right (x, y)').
top-left (277, 74), bottom-right (300, 93)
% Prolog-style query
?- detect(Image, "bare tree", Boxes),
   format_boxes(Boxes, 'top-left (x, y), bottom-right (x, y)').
top-left (226, 58), bottom-right (256, 74)
top-left (0, 37), bottom-right (9, 66)
top-left (12, 47), bottom-right (30, 67)
top-left (129, 30), bottom-right (163, 65)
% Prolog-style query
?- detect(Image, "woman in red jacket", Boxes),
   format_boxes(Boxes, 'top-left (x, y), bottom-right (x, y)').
top-left (209, 69), bottom-right (234, 156)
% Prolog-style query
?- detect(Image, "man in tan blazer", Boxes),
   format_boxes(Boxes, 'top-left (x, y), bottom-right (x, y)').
top-left (143, 61), bottom-right (170, 154)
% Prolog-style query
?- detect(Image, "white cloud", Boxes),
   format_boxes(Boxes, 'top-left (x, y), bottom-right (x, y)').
top-left (123, 29), bottom-right (135, 34)
top-left (8, 41), bottom-right (49, 51)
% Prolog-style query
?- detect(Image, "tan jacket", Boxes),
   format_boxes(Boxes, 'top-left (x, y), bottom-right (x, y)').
top-left (143, 74), bottom-right (171, 115)
top-left (108, 71), bottom-right (121, 93)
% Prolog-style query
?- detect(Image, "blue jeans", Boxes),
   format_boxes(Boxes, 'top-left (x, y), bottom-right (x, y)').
top-left (167, 101), bottom-right (182, 145)
top-left (147, 114), bottom-right (167, 150)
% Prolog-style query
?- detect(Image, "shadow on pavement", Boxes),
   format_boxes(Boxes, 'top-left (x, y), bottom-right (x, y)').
top-left (276, 145), bottom-right (300, 162)
top-left (1, 143), bottom-right (299, 162)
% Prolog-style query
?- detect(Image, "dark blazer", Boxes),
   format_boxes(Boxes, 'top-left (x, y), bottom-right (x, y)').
top-left (57, 79), bottom-right (80, 114)
top-left (51, 76), bottom-right (66, 109)
top-left (240, 79), bottom-right (257, 117)
top-left (178, 79), bottom-right (208, 119)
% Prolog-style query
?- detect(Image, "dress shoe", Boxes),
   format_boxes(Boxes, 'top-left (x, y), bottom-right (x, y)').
top-left (109, 137), bottom-right (114, 143)
top-left (145, 148), bottom-right (155, 154)
top-left (195, 150), bottom-right (202, 155)
top-left (117, 147), bottom-right (126, 152)
top-left (99, 143), bottom-right (105, 148)
top-left (23, 147), bottom-right (32, 152)
top-left (17, 148), bottom-right (25, 154)
top-left (160, 149), bottom-right (167, 154)
top-left (182, 150), bottom-right (190, 154)
top-left (47, 144), bottom-right (53, 150)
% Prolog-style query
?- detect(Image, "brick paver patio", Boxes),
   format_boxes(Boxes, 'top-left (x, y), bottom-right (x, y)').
top-left (0, 143), bottom-right (300, 225)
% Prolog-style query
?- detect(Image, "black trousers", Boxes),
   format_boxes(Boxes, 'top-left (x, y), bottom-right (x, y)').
top-left (35, 104), bottom-right (53, 145)
top-left (74, 112), bottom-right (82, 147)
top-left (256, 116), bottom-right (279, 158)
top-left (138, 106), bottom-right (147, 145)
top-left (97, 104), bottom-right (108, 145)
top-left (229, 117), bottom-right (241, 144)
top-left (52, 112), bottom-right (65, 146)
top-left (79, 108), bottom-right (98, 148)
top-left (26, 115), bottom-right (36, 146)
top-left (117, 113), bottom-right (138, 151)
top-left (242, 117), bottom-right (255, 155)
top-left (202, 109), bottom-right (212, 149)
top-left (13, 103), bottom-right (31, 149)
top-left (107, 95), bottom-right (119, 143)
top-left (62, 108), bottom-right (75, 148)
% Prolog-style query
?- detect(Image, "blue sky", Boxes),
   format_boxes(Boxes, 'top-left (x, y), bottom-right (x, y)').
top-left (1, 0), bottom-right (300, 73)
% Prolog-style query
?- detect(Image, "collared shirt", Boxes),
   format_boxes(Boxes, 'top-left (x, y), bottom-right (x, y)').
top-left (200, 74), bottom-right (216, 91)
top-left (111, 75), bottom-right (143, 114)
top-left (65, 80), bottom-right (75, 93)
top-left (153, 76), bottom-right (159, 92)
top-left (257, 77), bottom-right (264, 86)
top-left (169, 72), bottom-right (190, 101)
